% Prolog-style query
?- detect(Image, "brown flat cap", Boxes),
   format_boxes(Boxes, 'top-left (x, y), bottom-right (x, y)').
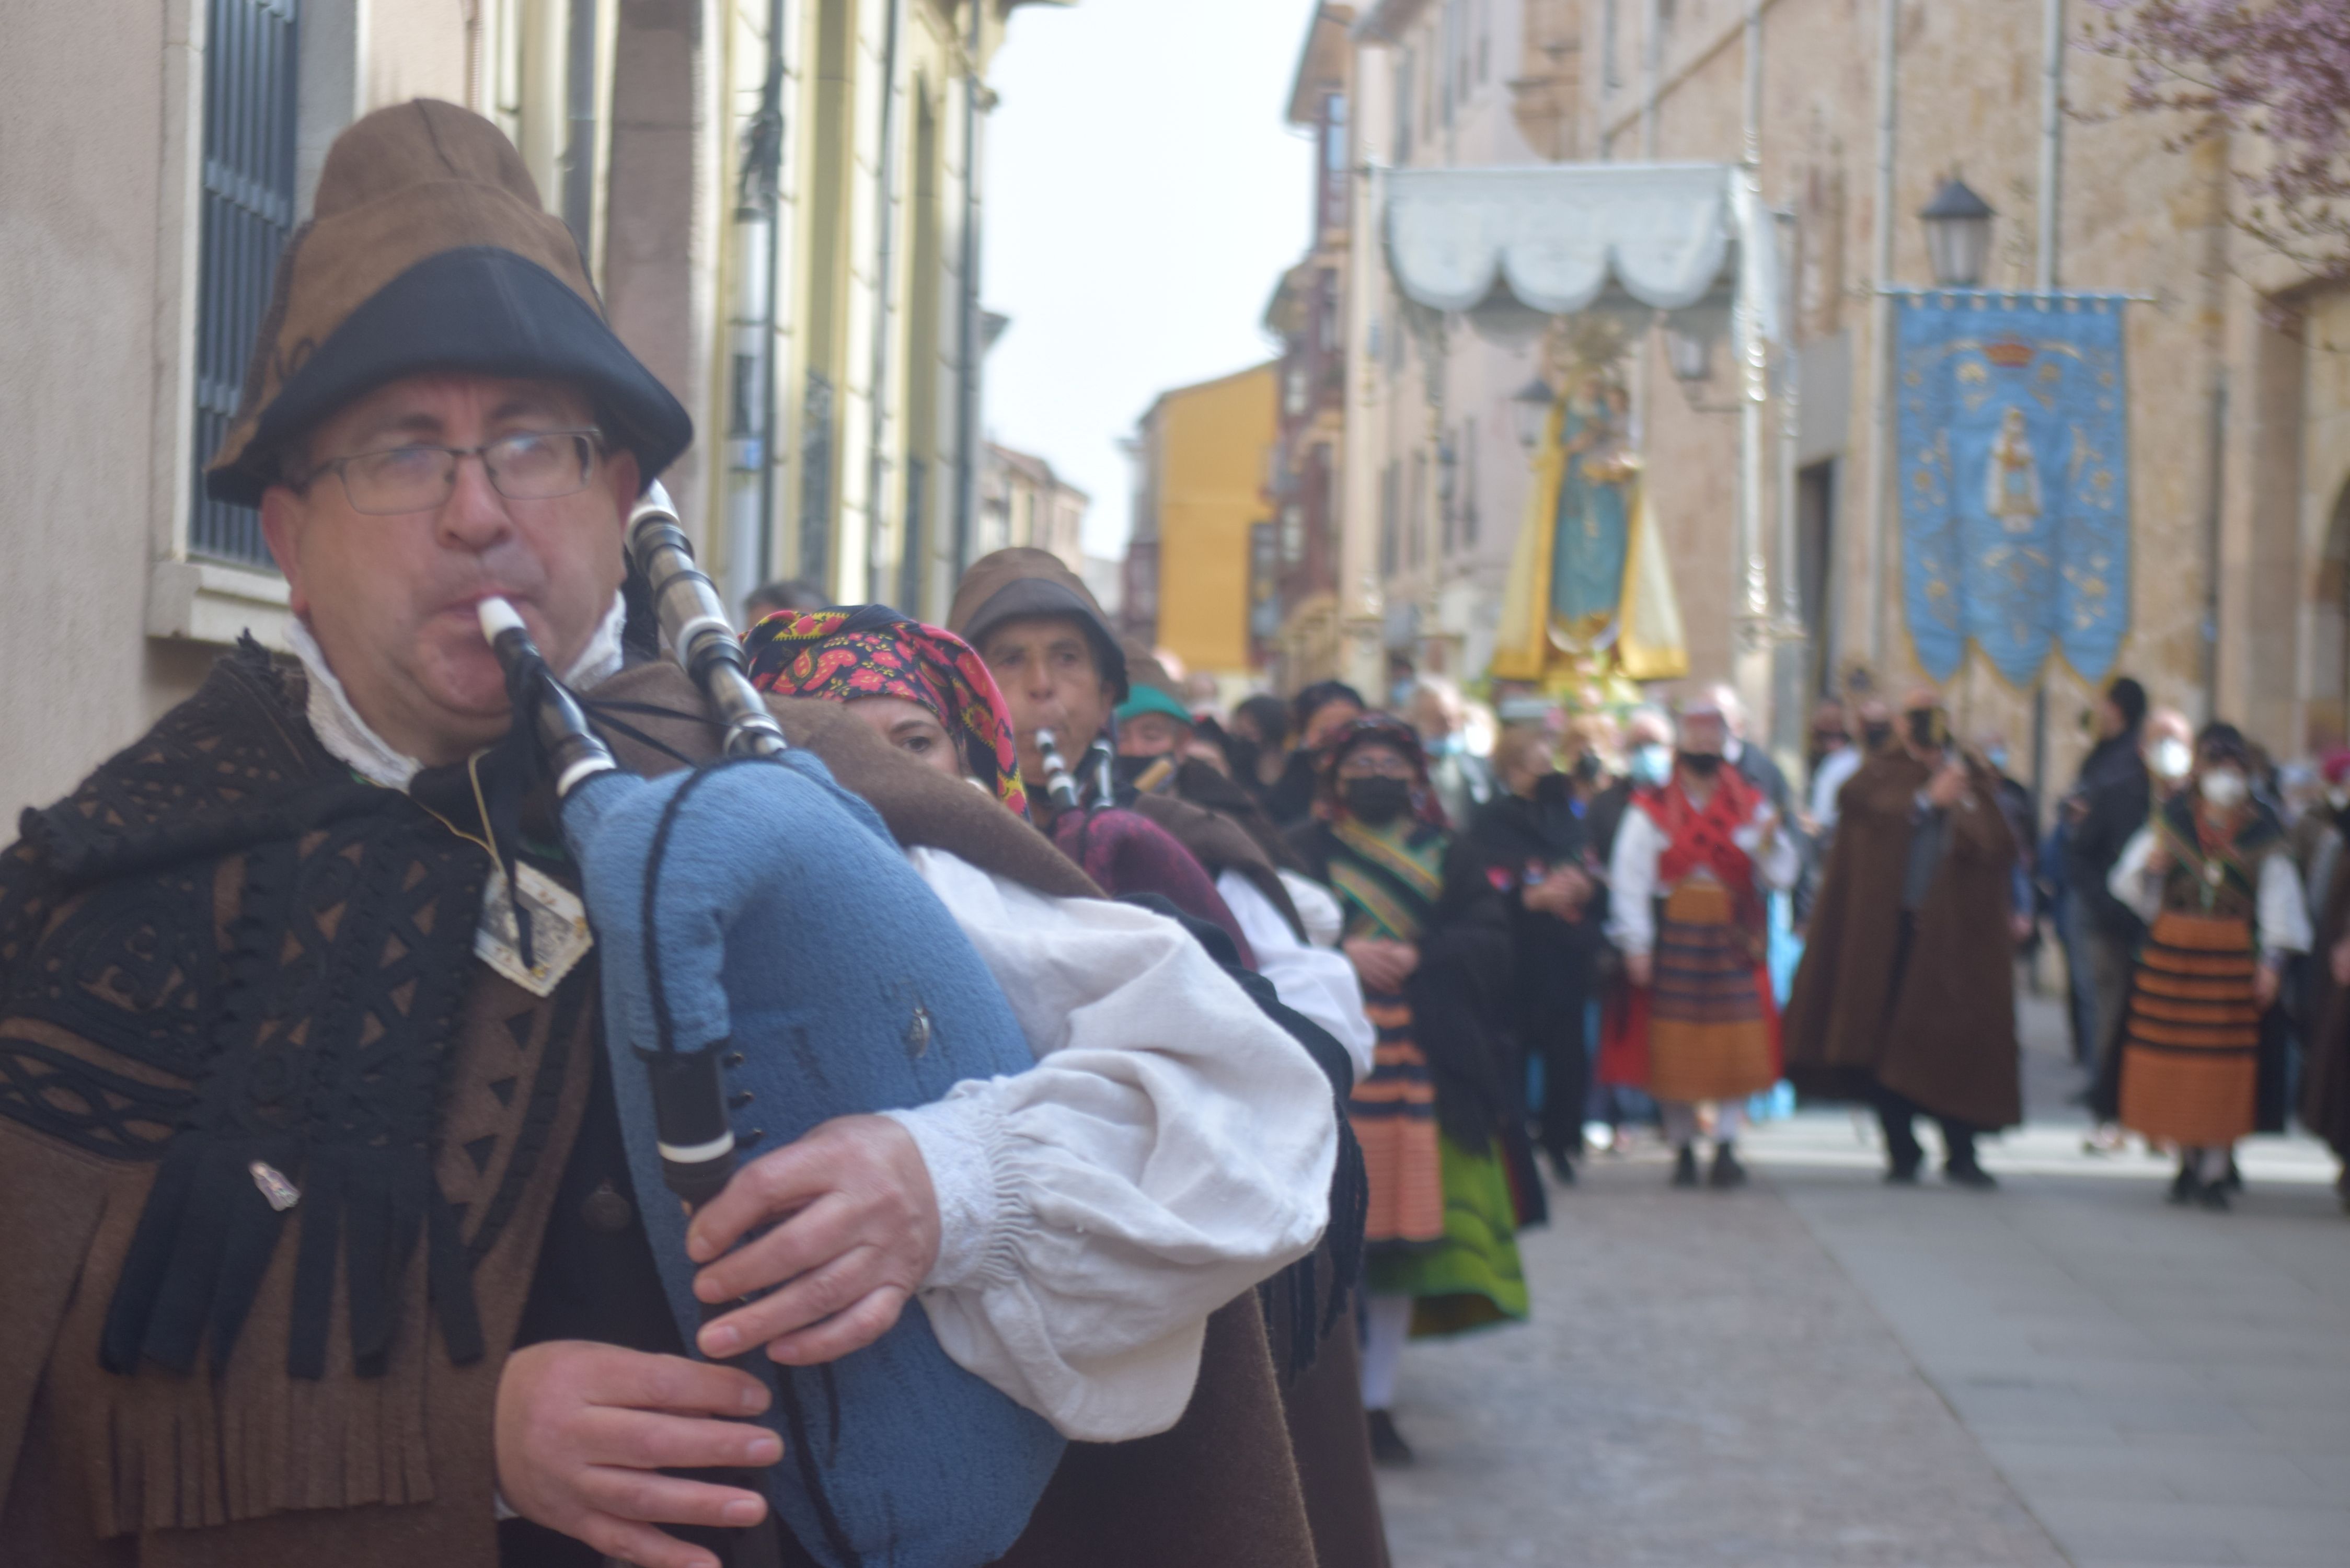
top-left (204, 99), bottom-right (688, 505)
top-left (948, 548), bottom-right (1128, 700)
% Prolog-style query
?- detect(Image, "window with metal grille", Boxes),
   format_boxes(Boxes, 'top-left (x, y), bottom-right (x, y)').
top-left (190, 0), bottom-right (300, 568)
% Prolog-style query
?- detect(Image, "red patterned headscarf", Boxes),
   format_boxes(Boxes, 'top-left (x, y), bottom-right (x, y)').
top-left (743, 605), bottom-right (1029, 818)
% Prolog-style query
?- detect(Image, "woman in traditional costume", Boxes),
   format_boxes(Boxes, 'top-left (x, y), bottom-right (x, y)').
top-left (2108, 723), bottom-right (2309, 1210)
top-left (744, 603), bottom-right (1031, 810)
top-left (1600, 697), bottom-right (1797, 1189)
top-left (1287, 717), bottom-right (1527, 1466)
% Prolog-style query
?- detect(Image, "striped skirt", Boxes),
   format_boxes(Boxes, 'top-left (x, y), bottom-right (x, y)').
top-left (1648, 880), bottom-right (1777, 1104)
top-left (1347, 992), bottom-right (1445, 1245)
top-left (2119, 910), bottom-right (2261, 1148)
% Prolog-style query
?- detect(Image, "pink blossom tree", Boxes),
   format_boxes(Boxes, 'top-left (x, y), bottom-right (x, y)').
top-left (2087, 2), bottom-right (2350, 276)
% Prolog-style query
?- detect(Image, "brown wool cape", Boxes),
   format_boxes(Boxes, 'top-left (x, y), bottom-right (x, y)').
top-left (1782, 751), bottom-right (2022, 1130)
top-left (2302, 855), bottom-right (2350, 1162)
top-left (0, 652), bottom-right (1317, 1568)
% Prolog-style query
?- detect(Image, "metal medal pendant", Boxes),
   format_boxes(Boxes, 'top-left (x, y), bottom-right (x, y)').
top-left (249, 1160), bottom-right (300, 1212)
top-left (476, 862), bottom-right (594, 997)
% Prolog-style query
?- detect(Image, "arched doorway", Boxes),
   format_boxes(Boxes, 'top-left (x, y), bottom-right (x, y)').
top-left (2310, 479), bottom-right (2350, 751)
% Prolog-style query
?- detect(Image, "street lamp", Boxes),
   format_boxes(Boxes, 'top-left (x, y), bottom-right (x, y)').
top-left (1665, 325), bottom-right (1714, 383)
top-left (1919, 176), bottom-right (1996, 290)
top-left (1510, 374), bottom-right (1555, 452)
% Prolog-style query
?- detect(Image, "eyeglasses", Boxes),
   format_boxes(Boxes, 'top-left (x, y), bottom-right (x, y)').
top-left (298, 428), bottom-right (603, 515)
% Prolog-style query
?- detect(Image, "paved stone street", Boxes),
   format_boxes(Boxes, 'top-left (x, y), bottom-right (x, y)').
top-left (1374, 1000), bottom-right (2350, 1568)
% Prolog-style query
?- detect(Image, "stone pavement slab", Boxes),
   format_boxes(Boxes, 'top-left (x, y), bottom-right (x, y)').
top-left (1373, 1149), bottom-right (2070, 1568)
top-left (1767, 1153), bottom-right (2350, 1568)
top-left (1372, 993), bottom-right (2350, 1567)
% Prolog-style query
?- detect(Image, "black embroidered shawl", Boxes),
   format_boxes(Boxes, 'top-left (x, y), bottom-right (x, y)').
top-left (0, 640), bottom-right (506, 1380)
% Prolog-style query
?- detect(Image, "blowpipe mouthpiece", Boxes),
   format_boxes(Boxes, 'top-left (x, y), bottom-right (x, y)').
top-left (475, 594), bottom-right (618, 798)
top-left (477, 596), bottom-right (526, 643)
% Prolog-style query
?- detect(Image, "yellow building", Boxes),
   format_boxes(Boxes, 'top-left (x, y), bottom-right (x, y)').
top-left (1127, 364), bottom-right (1280, 682)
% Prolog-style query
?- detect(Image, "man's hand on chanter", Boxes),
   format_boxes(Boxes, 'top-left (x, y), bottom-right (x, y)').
top-left (496, 1340), bottom-right (778, 1568)
top-left (687, 1113), bottom-right (941, 1367)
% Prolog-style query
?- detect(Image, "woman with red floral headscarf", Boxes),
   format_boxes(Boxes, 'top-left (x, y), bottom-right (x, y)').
top-left (1284, 714), bottom-right (1528, 1467)
top-left (745, 604), bottom-right (1029, 814)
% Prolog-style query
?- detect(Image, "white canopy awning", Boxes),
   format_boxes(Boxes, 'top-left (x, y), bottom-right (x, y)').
top-left (1383, 162), bottom-right (1781, 350)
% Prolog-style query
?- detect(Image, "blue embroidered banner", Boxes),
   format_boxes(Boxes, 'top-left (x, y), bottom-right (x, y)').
top-left (1895, 291), bottom-right (2132, 687)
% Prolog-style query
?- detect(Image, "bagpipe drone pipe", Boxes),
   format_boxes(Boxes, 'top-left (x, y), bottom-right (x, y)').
top-left (478, 484), bottom-right (1063, 1568)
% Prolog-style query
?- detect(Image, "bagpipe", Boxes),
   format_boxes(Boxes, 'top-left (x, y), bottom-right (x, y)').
top-left (479, 483), bottom-right (1063, 1568)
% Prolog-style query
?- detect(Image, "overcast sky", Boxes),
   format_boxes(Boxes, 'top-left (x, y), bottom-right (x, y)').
top-left (982, 0), bottom-right (1320, 559)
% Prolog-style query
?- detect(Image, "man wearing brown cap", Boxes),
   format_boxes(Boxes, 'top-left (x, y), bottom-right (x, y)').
top-left (0, 103), bottom-right (1332, 1568)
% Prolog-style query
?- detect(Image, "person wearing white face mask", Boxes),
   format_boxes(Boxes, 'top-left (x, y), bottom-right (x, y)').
top-left (2081, 708), bottom-right (2198, 1149)
top-left (2107, 723), bottom-right (2311, 1209)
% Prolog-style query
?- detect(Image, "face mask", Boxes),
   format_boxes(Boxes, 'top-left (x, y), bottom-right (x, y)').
top-left (2200, 768), bottom-right (2249, 811)
top-left (1342, 776), bottom-right (1414, 825)
top-left (1985, 746), bottom-right (2009, 772)
top-left (1425, 732), bottom-right (1465, 758)
top-left (1678, 751), bottom-right (1724, 778)
top-left (1905, 707), bottom-right (1949, 750)
top-left (1111, 752), bottom-right (1164, 791)
top-left (1862, 721), bottom-right (1893, 750)
top-left (2150, 737), bottom-right (2193, 783)
top-left (1630, 743), bottom-right (1674, 788)
top-left (2330, 785), bottom-right (2349, 812)
top-left (1224, 737), bottom-right (1260, 777)
top-left (1572, 751), bottom-right (1604, 783)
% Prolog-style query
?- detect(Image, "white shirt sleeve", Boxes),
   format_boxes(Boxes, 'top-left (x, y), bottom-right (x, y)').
top-left (2109, 827), bottom-right (2162, 926)
top-left (1278, 869), bottom-right (1346, 948)
top-left (1810, 748), bottom-right (1860, 829)
top-left (1734, 800), bottom-right (1801, 892)
top-left (2259, 851), bottom-right (2313, 958)
top-left (878, 847), bottom-right (1338, 1443)
top-left (1216, 869), bottom-right (1374, 1080)
top-left (1606, 809), bottom-right (1664, 956)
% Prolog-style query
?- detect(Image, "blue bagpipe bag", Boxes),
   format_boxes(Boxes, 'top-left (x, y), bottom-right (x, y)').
top-left (558, 751), bottom-right (1065, 1568)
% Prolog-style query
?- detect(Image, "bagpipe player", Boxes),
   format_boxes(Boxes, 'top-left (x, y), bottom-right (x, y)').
top-left (0, 102), bottom-right (1341, 1568)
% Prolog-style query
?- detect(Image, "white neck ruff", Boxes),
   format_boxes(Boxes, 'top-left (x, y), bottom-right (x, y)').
top-left (289, 592), bottom-right (628, 791)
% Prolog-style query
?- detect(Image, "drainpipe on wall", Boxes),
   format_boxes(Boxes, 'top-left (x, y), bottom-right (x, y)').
top-left (725, 1), bottom-right (788, 610)
top-left (561, 0), bottom-right (599, 255)
top-left (1865, 0), bottom-right (1898, 670)
top-left (2030, 0), bottom-right (2065, 814)
top-left (865, 0), bottom-right (908, 604)
top-left (952, 0), bottom-right (986, 584)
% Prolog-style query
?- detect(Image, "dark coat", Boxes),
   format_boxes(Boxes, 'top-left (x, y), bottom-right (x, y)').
top-left (1468, 779), bottom-right (1600, 1043)
top-left (2303, 837), bottom-right (2350, 1161)
top-left (2065, 738), bottom-right (2150, 939)
top-left (1782, 751), bottom-right (2023, 1129)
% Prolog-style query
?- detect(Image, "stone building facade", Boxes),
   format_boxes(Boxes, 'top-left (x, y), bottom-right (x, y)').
top-left (1, 0), bottom-right (1063, 820)
top-left (1307, 0), bottom-right (2350, 799)
top-left (976, 441), bottom-right (1088, 569)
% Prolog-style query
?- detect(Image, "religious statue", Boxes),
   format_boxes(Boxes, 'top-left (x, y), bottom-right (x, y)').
top-left (1984, 405), bottom-right (2042, 535)
top-left (1549, 372), bottom-right (1639, 648)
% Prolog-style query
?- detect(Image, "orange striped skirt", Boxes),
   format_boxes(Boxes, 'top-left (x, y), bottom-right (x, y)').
top-left (1647, 881), bottom-right (1778, 1104)
top-left (1347, 993), bottom-right (1444, 1244)
top-left (2118, 910), bottom-right (2260, 1148)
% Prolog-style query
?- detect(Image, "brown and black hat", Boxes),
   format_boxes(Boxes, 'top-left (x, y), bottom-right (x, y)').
top-left (203, 99), bottom-right (689, 505)
top-left (947, 548), bottom-right (1128, 701)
